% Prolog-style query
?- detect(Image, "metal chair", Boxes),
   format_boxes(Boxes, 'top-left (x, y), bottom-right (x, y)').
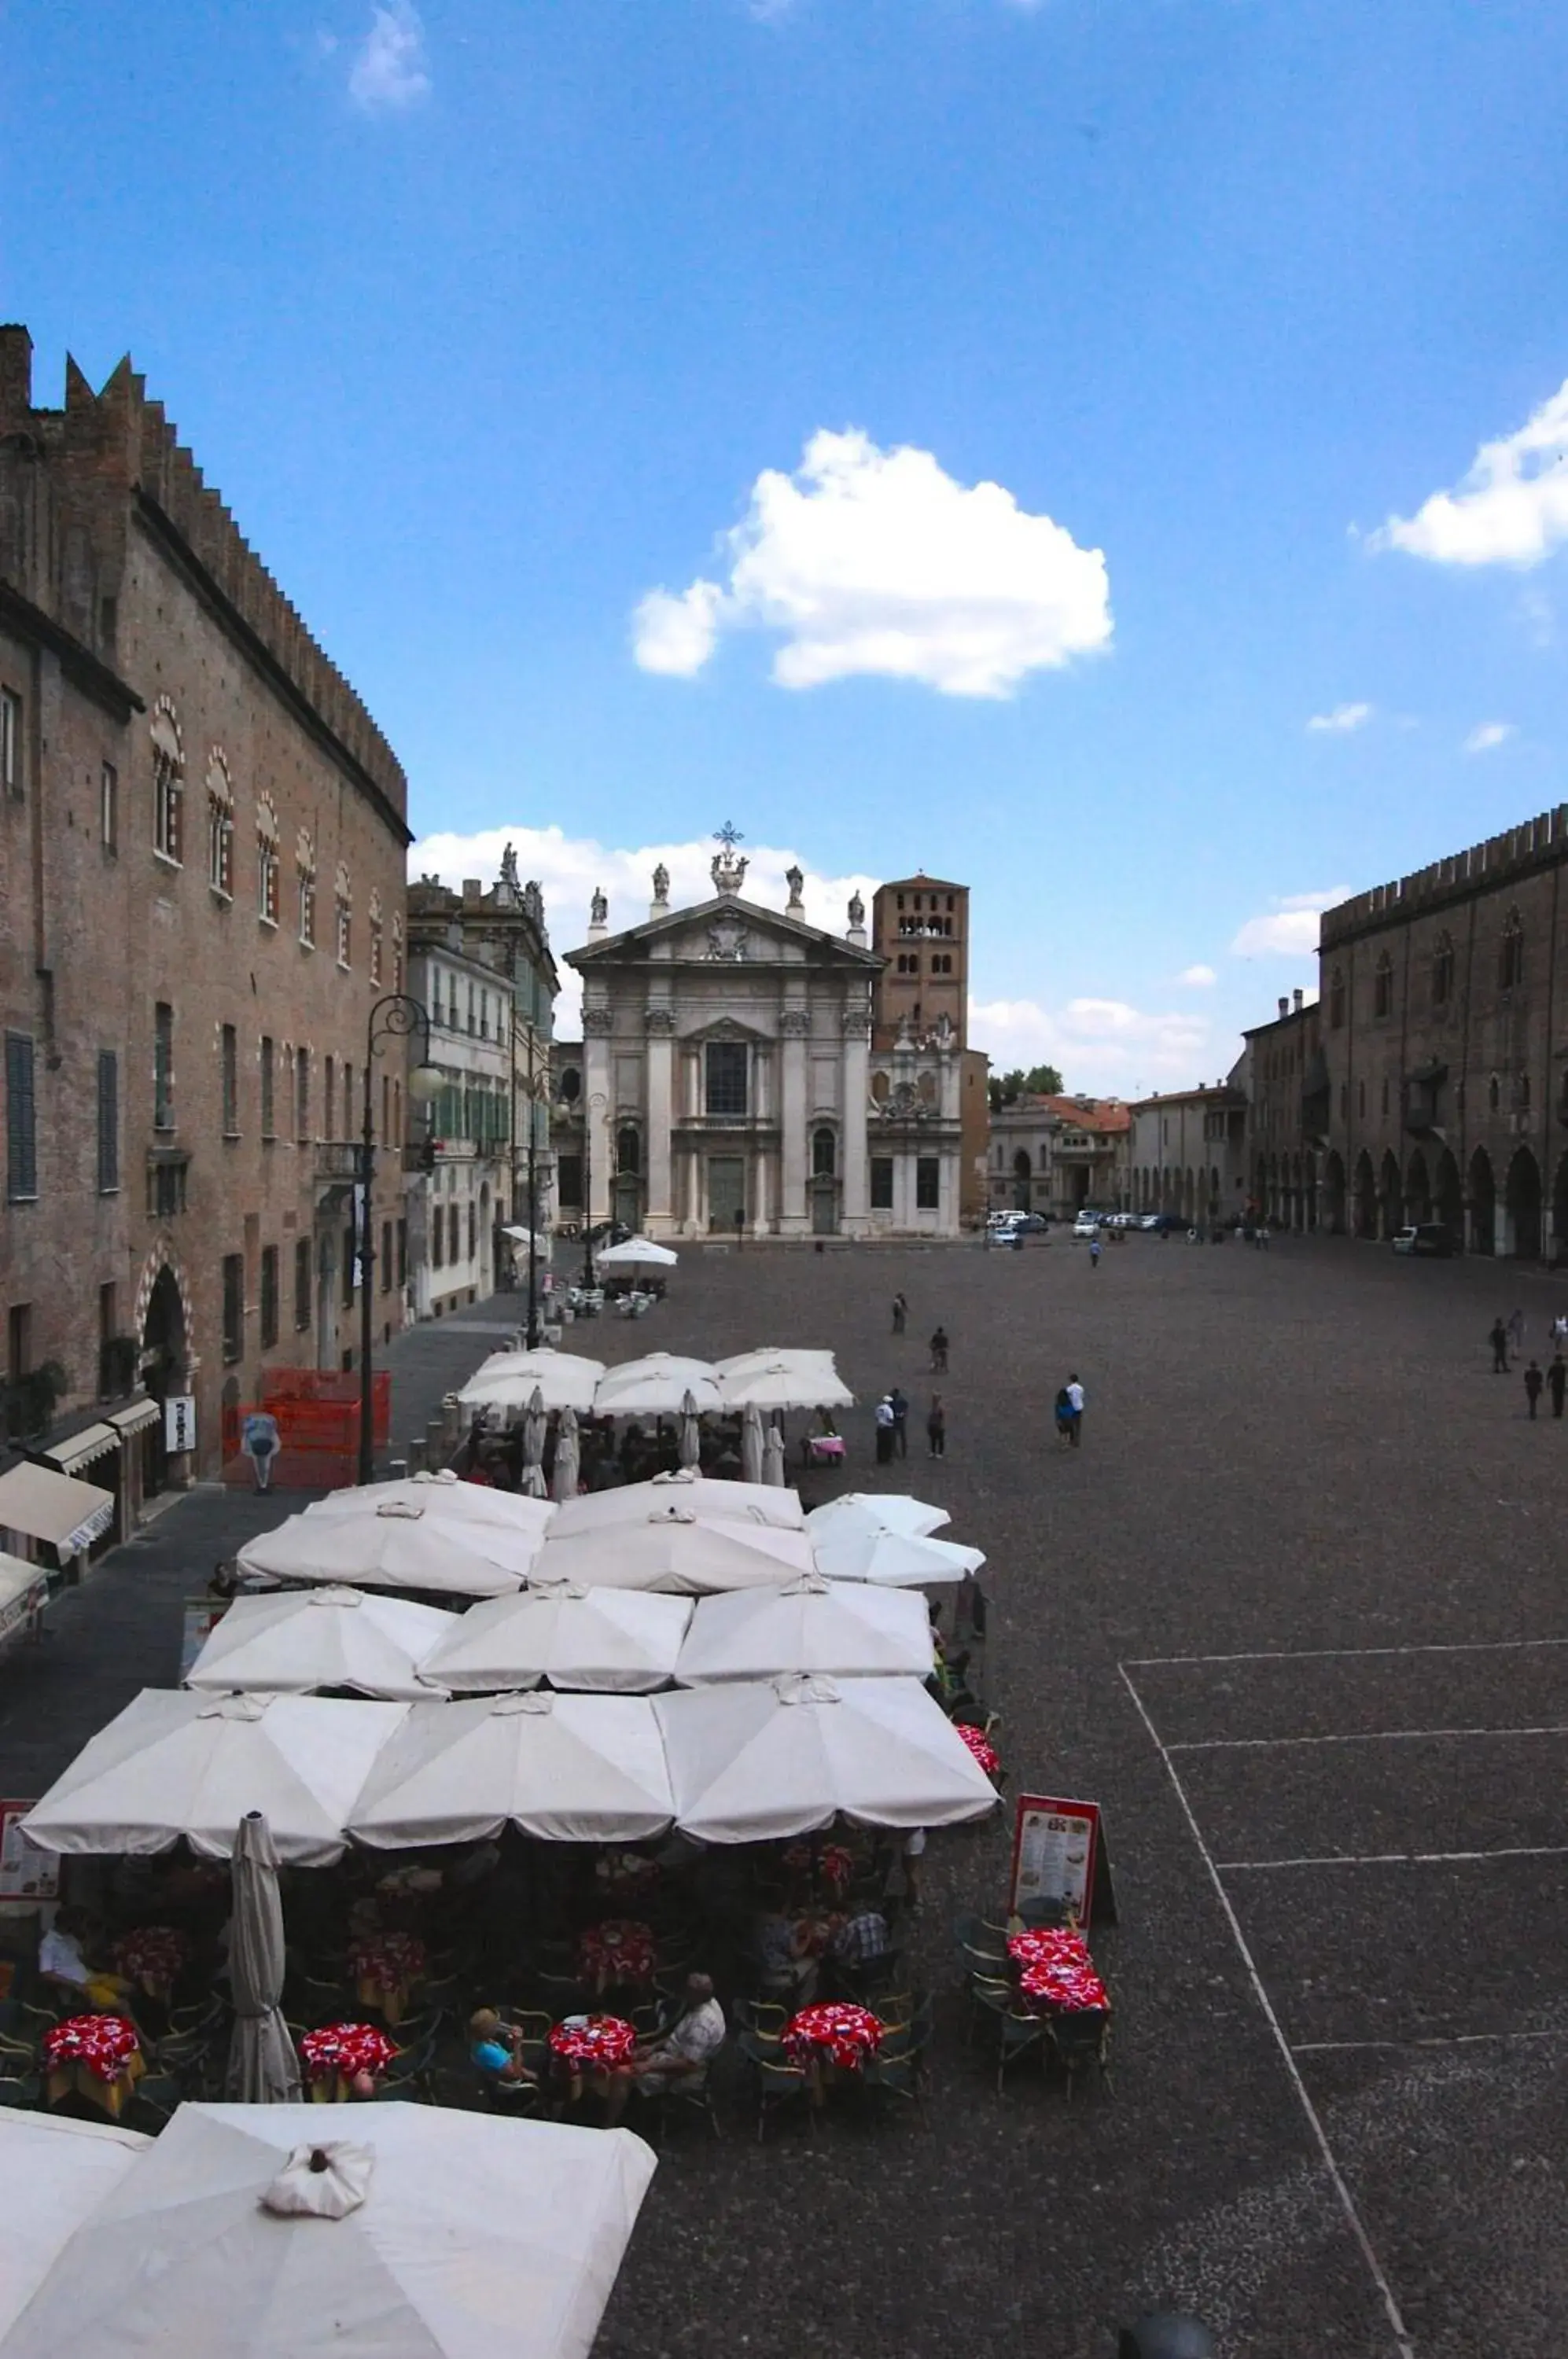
top-left (644, 2062), bottom-right (723, 2144)
top-left (0, 2070), bottom-right (41, 2107)
top-left (995, 2008), bottom-right (1047, 2095)
top-left (965, 1974), bottom-right (1016, 2047)
top-left (1047, 2009), bottom-right (1113, 2100)
top-left (863, 2029), bottom-right (929, 2122)
top-left (752, 2049), bottom-right (812, 2144)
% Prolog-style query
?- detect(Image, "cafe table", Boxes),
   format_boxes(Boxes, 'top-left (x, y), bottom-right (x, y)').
top-left (299, 2020), bottom-right (396, 2103)
top-left (548, 2013), bottom-right (637, 2074)
top-left (1007, 1928), bottom-right (1110, 2015)
top-left (578, 1921), bottom-right (656, 1995)
top-left (349, 1930), bottom-right (427, 2026)
top-left (113, 1925), bottom-right (188, 2005)
top-left (42, 2014), bottom-right (145, 2121)
top-left (782, 2001), bottom-right (882, 2105)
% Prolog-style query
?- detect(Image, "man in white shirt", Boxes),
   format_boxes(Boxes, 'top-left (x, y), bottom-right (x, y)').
top-left (607, 1974), bottom-right (725, 2122)
top-left (1064, 1375), bottom-right (1086, 1448)
top-left (38, 1908), bottom-right (131, 2008)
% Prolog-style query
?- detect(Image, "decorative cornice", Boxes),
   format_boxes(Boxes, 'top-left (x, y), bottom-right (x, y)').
top-left (582, 1007), bottom-right (613, 1036)
top-left (841, 1011), bottom-right (873, 1040)
top-left (645, 1007), bottom-right (677, 1034)
top-left (780, 1008), bottom-right (811, 1036)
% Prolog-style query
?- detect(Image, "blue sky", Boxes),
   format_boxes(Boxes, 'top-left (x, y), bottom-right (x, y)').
top-left (7, 0), bottom-right (1568, 1084)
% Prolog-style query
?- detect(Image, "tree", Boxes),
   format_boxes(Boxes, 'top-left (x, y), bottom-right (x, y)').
top-left (988, 1064), bottom-right (1064, 1111)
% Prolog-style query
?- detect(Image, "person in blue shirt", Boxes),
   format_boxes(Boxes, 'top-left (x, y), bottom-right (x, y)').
top-left (469, 2008), bottom-right (536, 2089)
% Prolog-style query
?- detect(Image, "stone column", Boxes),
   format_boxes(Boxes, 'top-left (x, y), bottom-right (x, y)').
top-left (841, 999), bottom-right (871, 1233)
top-left (646, 1010), bottom-right (675, 1233)
top-left (780, 1008), bottom-right (809, 1233)
top-left (583, 1009), bottom-right (613, 1226)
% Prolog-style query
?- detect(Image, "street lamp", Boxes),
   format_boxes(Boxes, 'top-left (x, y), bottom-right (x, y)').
top-left (359, 992), bottom-right (440, 1485)
top-left (513, 1010), bottom-right (544, 1352)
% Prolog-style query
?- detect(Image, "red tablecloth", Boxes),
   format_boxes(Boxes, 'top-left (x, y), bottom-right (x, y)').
top-left (299, 2022), bottom-right (396, 2081)
top-left (579, 1920), bottom-right (656, 1988)
top-left (782, 2002), bottom-right (883, 2073)
top-left (42, 2014), bottom-right (139, 2082)
top-left (954, 1722), bottom-right (1000, 1776)
top-left (818, 1842), bottom-right (854, 1893)
top-left (806, 1436), bottom-right (845, 1463)
top-left (113, 1927), bottom-right (187, 1995)
top-left (1007, 1929), bottom-right (1110, 2014)
top-left (348, 1931), bottom-right (427, 1993)
top-left (549, 2013), bottom-right (637, 2069)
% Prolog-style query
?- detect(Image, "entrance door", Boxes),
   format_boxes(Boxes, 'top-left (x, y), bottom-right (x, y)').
top-left (812, 1180), bottom-right (837, 1235)
top-left (708, 1156), bottom-right (745, 1232)
top-left (614, 1176), bottom-right (641, 1233)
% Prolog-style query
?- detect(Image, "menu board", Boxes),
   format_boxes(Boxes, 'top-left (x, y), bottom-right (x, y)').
top-left (0, 1801), bottom-right (58, 1901)
top-left (1009, 1793), bottom-right (1102, 1929)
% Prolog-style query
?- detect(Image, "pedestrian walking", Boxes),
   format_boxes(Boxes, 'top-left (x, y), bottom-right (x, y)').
top-left (1525, 1360), bottom-right (1544, 1420)
top-left (1088, 1234), bottom-right (1102, 1268)
top-left (241, 1409), bottom-right (280, 1492)
top-left (1053, 1385), bottom-right (1073, 1445)
top-left (1548, 1354), bottom-right (1567, 1419)
top-left (926, 1393), bottom-right (946, 1457)
top-left (1489, 1317), bottom-right (1510, 1374)
top-left (1065, 1373), bottom-right (1085, 1444)
top-left (1552, 1313), bottom-right (1568, 1348)
top-left (889, 1386), bottom-right (908, 1459)
top-left (874, 1393), bottom-right (896, 1465)
top-left (891, 1293), bottom-right (907, 1336)
top-left (929, 1326), bottom-right (949, 1374)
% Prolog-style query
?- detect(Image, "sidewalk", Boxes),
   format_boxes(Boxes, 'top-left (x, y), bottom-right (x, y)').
top-left (0, 1298), bottom-right (521, 1798)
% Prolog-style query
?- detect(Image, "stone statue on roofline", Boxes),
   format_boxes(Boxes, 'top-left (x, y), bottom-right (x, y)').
top-left (590, 886), bottom-right (608, 926)
top-left (653, 863), bottom-right (670, 903)
top-left (847, 890), bottom-right (865, 930)
top-left (499, 841), bottom-right (520, 892)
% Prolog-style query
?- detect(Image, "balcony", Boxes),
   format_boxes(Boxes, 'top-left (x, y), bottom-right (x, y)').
top-left (314, 1139), bottom-right (363, 1183)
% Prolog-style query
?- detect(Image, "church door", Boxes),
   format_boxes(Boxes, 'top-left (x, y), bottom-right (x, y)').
top-left (707, 1156), bottom-right (745, 1232)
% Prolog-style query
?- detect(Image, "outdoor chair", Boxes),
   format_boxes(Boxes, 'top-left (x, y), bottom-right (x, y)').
top-left (951, 1912), bottom-right (1007, 1968)
top-left (500, 2007), bottom-right (553, 2071)
top-left (995, 2008), bottom-right (1048, 2095)
top-left (0, 2029), bottom-right (38, 2066)
top-left (1016, 1897), bottom-right (1071, 1930)
top-left (966, 1974), bottom-right (1017, 2048)
top-left (644, 2060), bottom-right (723, 2145)
top-left (130, 2070), bottom-right (184, 2125)
top-left (0, 2070), bottom-right (40, 2107)
top-left (732, 1998), bottom-right (786, 2049)
top-left (477, 2071), bottom-right (540, 2117)
top-left (751, 2048), bottom-right (813, 2144)
top-left (863, 2031), bottom-right (929, 2122)
top-left (1047, 2010), bottom-right (1113, 2100)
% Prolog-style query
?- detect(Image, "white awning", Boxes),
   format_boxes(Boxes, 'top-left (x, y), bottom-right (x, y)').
top-left (105, 1399), bottom-right (160, 1439)
top-left (40, 1426), bottom-right (119, 1478)
top-left (0, 1464), bottom-right (116, 1555)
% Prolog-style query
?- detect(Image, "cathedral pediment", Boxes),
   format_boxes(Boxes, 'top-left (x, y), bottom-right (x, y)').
top-left (567, 894), bottom-right (881, 974)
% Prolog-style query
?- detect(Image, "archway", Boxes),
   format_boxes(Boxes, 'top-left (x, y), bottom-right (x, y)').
top-left (1322, 1151), bottom-right (1345, 1235)
top-left (1405, 1149), bottom-right (1431, 1226)
top-left (1553, 1153), bottom-right (1568, 1267)
top-left (1353, 1151), bottom-right (1377, 1239)
top-left (140, 1265), bottom-right (188, 1495)
top-left (1378, 1150), bottom-right (1404, 1239)
top-left (1012, 1149), bottom-right (1032, 1213)
top-left (1434, 1148), bottom-right (1463, 1240)
top-left (1505, 1146), bottom-right (1542, 1260)
top-left (1468, 1149), bottom-right (1496, 1257)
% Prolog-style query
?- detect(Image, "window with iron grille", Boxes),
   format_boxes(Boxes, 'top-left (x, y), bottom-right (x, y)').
top-left (6, 1034), bottom-right (37, 1201)
top-left (1373, 952), bottom-right (1394, 1020)
top-left (260, 1037), bottom-right (275, 1139)
top-left (151, 1158), bottom-right (187, 1219)
top-left (222, 1253), bottom-right (245, 1364)
top-left (259, 1245), bottom-right (278, 1349)
top-left (916, 1157), bottom-right (940, 1209)
top-left (870, 1157), bottom-right (894, 1210)
top-left (294, 1238), bottom-right (311, 1329)
top-left (396, 1218), bottom-right (407, 1287)
top-left (295, 1047), bottom-right (309, 1141)
top-left (154, 1004), bottom-right (174, 1129)
top-left (705, 1040), bottom-right (748, 1116)
top-left (221, 1025), bottom-right (239, 1136)
top-left (154, 753), bottom-right (182, 863)
top-left (97, 1051), bottom-right (119, 1192)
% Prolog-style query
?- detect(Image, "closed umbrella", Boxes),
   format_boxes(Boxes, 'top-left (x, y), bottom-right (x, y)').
top-left (226, 1811), bottom-right (300, 2104)
top-left (762, 1422), bottom-right (786, 1488)
top-left (552, 1407), bottom-right (580, 1504)
top-left (521, 1387), bottom-right (547, 1496)
top-left (740, 1401), bottom-right (764, 1486)
top-left (678, 1391), bottom-right (701, 1470)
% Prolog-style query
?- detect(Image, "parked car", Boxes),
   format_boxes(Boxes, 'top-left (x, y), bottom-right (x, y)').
top-left (1071, 1212), bottom-right (1099, 1239)
top-left (1141, 1213), bottom-right (1186, 1234)
top-left (1393, 1223), bottom-right (1459, 1258)
top-left (1008, 1212), bottom-right (1050, 1234)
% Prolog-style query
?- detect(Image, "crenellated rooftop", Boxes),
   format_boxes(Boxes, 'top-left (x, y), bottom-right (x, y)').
top-left (1320, 806), bottom-right (1568, 950)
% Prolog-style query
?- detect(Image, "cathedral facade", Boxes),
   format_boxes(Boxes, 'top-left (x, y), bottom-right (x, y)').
top-left (554, 840), bottom-right (964, 1240)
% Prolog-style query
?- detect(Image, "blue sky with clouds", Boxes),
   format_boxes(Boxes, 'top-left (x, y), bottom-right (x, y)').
top-left (6, 0), bottom-right (1568, 1083)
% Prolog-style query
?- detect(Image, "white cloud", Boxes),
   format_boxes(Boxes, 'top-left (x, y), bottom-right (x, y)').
top-left (410, 825), bottom-right (879, 1040)
top-left (1371, 377), bottom-right (1568, 568)
top-left (1230, 888), bottom-right (1350, 961)
top-left (969, 994), bottom-right (1209, 1085)
top-left (633, 428), bottom-right (1111, 698)
top-left (348, 1), bottom-right (429, 112)
top-left (1176, 963), bottom-right (1216, 988)
top-left (1306, 701), bottom-right (1372, 734)
top-left (1463, 720), bottom-right (1515, 755)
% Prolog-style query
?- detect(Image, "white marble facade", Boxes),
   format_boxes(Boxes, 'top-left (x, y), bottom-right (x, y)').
top-left (564, 846), bottom-right (963, 1239)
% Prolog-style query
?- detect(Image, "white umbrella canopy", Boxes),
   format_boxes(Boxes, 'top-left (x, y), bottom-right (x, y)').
top-left (0, 2101), bottom-right (656, 2359)
top-left (595, 1236), bottom-right (679, 1270)
top-left (186, 1587), bottom-right (457, 1702)
top-left (500, 1225), bottom-right (548, 1249)
top-left (656, 1673), bottom-right (998, 1843)
top-left (237, 1502), bottom-right (540, 1600)
top-left (348, 1691), bottom-right (675, 1846)
top-left (421, 1583), bottom-right (692, 1695)
top-left (457, 1352), bottom-right (604, 1415)
top-left (594, 1354), bottom-right (720, 1417)
top-left (713, 1348), bottom-right (838, 1381)
top-left (549, 1473), bottom-right (805, 1536)
top-left (675, 1576), bottom-right (936, 1684)
top-left (0, 2114), bottom-right (150, 2342)
top-left (20, 1691), bottom-right (407, 1866)
top-left (804, 1492), bottom-right (951, 1541)
top-left (304, 1472), bottom-right (555, 1540)
top-left (809, 1527), bottom-right (985, 1588)
top-left (532, 1510), bottom-right (815, 1596)
top-left (721, 1360), bottom-right (854, 1413)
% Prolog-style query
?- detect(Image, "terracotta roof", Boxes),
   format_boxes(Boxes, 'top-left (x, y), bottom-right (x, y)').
top-left (1035, 1095), bottom-right (1131, 1135)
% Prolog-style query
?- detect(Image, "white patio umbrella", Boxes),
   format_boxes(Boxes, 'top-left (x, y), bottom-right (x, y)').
top-left (677, 1390), bottom-right (701, 1470)
top-left (225, 1810), bottom-right (300, 2105)
top-left (804, 1492), bottom-right (951, 1541)
top-left (421, 1583), bottom-right (692, 1695)
top-left (237, 1501), bottom-right (540, 1599)
top-left (533, 1507), bottom-right (814, 1595)
top-left (549, 1473), bottom-right (805, 1536)
top-left (552, 1406), bottom-right (581, 1504)
top-left (740, 1400), bottom-right (764, 1486)
top-left (186, 1587), bottom-right (456, 1702)
top-left (808, 1526), bottom-right (985, 1588)
top-left (713, 1348), bottom-right (838, 1381)
top-left (457, 1351), bottom-right (603, 1415)
top-left (594, 1235), bottom-right (679, 1271)
top-left (656, 1673), bottom-right (998, 1842)
top-left (304, 1472), bottom-right (555, 1541)
top-left (762, 1423), bottom-right (786, 1488)
top-left (348, 1691), bottom-right (674, 1846)
top-left (593, 1354), bottom-right (720, 1417)
top-left (500, 1225), bottom-right (547, 1250)
top-left (721, 1360), bottom-right (853, 1413)
top-left (21, 1691), bottom-right (407, 1866)
top-left (0, 2100), bottom-right (656, 2359)
top-left (675, 1575), bottom-right (935, 1684)
top-left (0, 2114), bottom-right (149, 2342)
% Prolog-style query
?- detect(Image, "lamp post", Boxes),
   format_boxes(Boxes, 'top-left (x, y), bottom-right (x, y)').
top-left (359, 992), bottom-right (442, 1485)
top-left (583, 1089), bottom-right (606, 1290)
top-left (515, 1010), bottom-right (543, 1352)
